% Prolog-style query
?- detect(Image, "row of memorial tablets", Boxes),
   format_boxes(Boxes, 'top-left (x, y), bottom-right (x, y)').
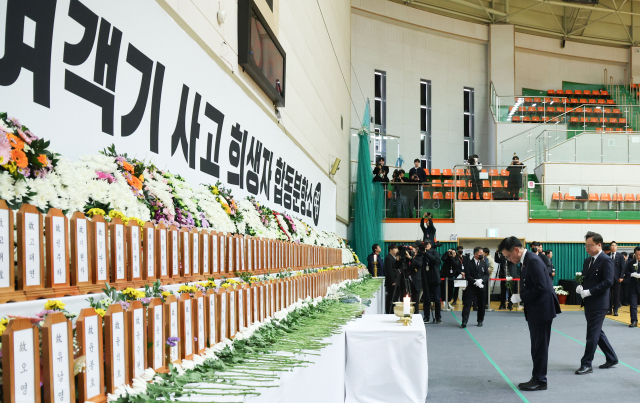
top-left (0, 201), bottom-right (343, 303)
top-left (0, 266), bottom-right (358, 403)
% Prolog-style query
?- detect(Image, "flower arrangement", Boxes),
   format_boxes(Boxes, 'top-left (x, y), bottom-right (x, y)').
top-left (553, 285), bottom-right (568, 296)
top-left (575, 271), bottom-right (584, 285)
top-left (220, 278), bottom-right (243, 289)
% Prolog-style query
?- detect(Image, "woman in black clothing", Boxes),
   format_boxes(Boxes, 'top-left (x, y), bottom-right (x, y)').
top-left (506, 155), bottom-right (525, 200)
top-left (420, 212), bottom-right (436, 246)
top-left (372, 157), bottom-right (389, 183)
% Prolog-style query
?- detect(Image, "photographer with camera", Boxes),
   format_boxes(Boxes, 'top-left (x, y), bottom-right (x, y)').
top-left (392, 245), bottom-right (416, 304)
top-left (460, 247), bottom-right (489, 328)
top-left (384, 244), bottom-right (400, 314)
top-left (392, 169), bottom-right (410, 218)
top-left (441, 246), bottom-right (464, 306)
top-left (420, 241), bottom-right (442, 324)
top-left (409, 160), bottom-right (427, 218)
top-left (372, 157), bottom-right (389, 183)
top-left (420, 212), bottom-right (436, 247)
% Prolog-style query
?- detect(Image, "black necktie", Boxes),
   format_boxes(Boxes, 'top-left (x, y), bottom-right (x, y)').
top-left (587, 257), bottom-right (595, 273)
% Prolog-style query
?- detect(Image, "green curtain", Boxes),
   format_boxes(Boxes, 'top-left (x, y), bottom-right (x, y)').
top-left (352, 99), bottom-right (384, 263)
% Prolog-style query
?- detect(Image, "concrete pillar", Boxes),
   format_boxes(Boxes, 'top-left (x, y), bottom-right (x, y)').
top-left (489, 24), bottom-right (515, 97)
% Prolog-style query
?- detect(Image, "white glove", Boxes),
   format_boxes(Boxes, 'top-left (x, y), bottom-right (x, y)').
top-left (511, 294), bottom-right (521, 304)
top-left (580, 289), bottom-right (591, 298)
top-left (632, 273), bottom-right (640, 279)
top-left (474, 279), bottom-right (483, 287)
top-left (576, 285), bottom-right (583, 293)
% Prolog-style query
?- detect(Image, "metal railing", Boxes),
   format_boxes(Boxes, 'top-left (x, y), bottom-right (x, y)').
top-left (528, 182), bottom-right (640, 220)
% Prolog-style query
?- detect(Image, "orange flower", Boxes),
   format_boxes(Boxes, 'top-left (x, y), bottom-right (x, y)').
top-left (122, 161), bottom-right (134, 173)
top-left (128, 175), bottom-right (142, 189)
top-left (11, 149), bottom-right (28, 168)
top-left (7, 133), bottom-right (24, 150)
top-left (37, 154), bottom-right (48, 165)
top-left (139, 174), bottom-right (144, 182)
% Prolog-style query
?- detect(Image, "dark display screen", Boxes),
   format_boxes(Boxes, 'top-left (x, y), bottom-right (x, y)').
top-left (249, 9), bottom-right (284, 97)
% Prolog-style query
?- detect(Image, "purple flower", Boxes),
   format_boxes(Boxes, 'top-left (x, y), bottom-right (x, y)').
top-left (18, 167), bottom-right (31, 178)
top-left (96, 171), bottom-right (116, 183)
top-left (8, 117), bottom-right (21, 128)
top-left (35, 309), bottom-right (57, 318)
top-left (117, 300), bottom-right (130, 310)
top-left (140, 297), bottom-right (152, 305)
top-left (166, 336), bottom-right (180, 347)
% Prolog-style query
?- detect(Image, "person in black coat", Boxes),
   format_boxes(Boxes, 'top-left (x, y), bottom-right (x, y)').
top-left (409, 159), bottom-right (428, 182)
top-left (420, 242), bottom-right (442, 324)
top-left (372, 157), bottom-right (389, 183)
top-left (623, 247), bottom-right (640, 327)
top-left (499, 236), bottom-right (561, 391)
top-left (384, 244), bottom-right (399, 314)
top-left (506, 155), bottom-right (525, 200)
top-left (495, 250), bottom-right (520, 310)
top-left (408, 244), bottom-right (423, 310)
top-left (544, 250), bottom-right (556, 279)
top-left (420, 212), bottom-right (436, 246)
top-left (609, 241), bottom-right (625, 316)
top-left (366, 244), bottom-right (384, 277)
top-left (460, 247), bottom-right (489, 328)
top-left (575, 232), bottom-right (618, 374)
top-left (441, 247), bottom-right (463, 305)
top-left (531, 242), bottom-right (552, 277)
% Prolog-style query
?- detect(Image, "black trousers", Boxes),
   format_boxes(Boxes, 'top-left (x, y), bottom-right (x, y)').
top-left (422, 282), bottom-right (442, 321)
top-left (440, 278), bottom-right (455, 303)
top-left (611, 281), bottom-right (622, 313)
top-left (622, 282), bottom-right (629, 304)
top-left (529, 319), bottom-right (552, 384)
top-left (500, 281), bottom-right (508, 306)
top-left (581, 308), bottom-right (617, 367)
top-left (462, 286), bottom-right (486, 323)
top-left (385, 287), bottom-right (394, 314)
top-left (629, 287), bottom-right (638, 323)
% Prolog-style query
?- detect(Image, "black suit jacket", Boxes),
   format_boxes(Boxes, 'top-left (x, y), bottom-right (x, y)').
top-left (384, 253), bottom-right (398, 289)
top-left (441, 253), bottom-right (463, 278)
top-left (409, 167), bottom-right (428, 182)
top-left (520, 251), bottom-right (561, 325)
top-left (462, 258), bottom-right (489, 290)
top-left (420, 217), bottom-right (436, 245)
top-left (611, 252), bottom-right (626, 280)
top-left (624, 258), bottom-right (640, 293)
top-left (582, 252), bottom-right (614, 311)
top-left (367, 253), bottom-right (384, 276)
top-left (422, 249), bottom-right (441, 285)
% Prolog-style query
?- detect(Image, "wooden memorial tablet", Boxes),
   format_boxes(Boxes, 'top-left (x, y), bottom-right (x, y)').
top-left (245, 236), bottom-right (253, 272)
top-left (127, 221), bottom-right (144, 288)
top-left (241, 284), bottom-right (250, 327)
top-left (142, 222), bottom-right (156, 284)
top-left (45, 209), bottom-right (77, 297)
top-left (1, 318), bottom-right (41, 403)
top-left (259, 282), bottom-right (266, 322)
top-left (163, 294), bottom-right (180, 365)
top-left (84, 214), bottom-right (108, 294)
top-left (179, 294), bottom-right (194, 360)
top-left (236, 285), bottom-right (245, 331)
top-left (155, 223), bottom-right (169, 281)
top-left (42, 312), bottom-right (75, 403)
top-left (218, 288), bottom-right (228, 341)
top-left (76, 308), bottom-right (106, 403)
top-left (226, 233), bottom-right (234, 274)
top-left (264, 280), bottom-right (271, 317)
top-left (177, 228), bottom-right (190, 282)
top-left (250, 283), bottom-right (259, 325)
top-left (228, 287), bottom-right (236, 338)
top-left (210, 231), bottom-right (220, 279)
top-left (109, 217), bottom-right (129, 290)
top-left (205, 289), bottom-right (218, 345)
top-left (0, 200), bottom-right (24, 302)
top-left (188, 228), bottom-right (201, 281)
top-left (276, 280), bottom-right (283, 312)
top-left (238, 235), bottom-right (246, 273)
top-left (147, 298), bottom-right (165, 373)
top-left (267, 281), bottom-right (274, 317)
top-left (126, 301), bottom-right (146, 382)
top-left (17, 203), bottom-right (48, 300)
top-left (219, 233), bottom-right (227, 275)
top-left (193, 291), bottom-right (206, 354)
top-left (104, 304), bottom-right (128, 394)
top-left (70, 212), bottom-right (90, 291)
top-left (166, 225), bottom-right (179, 284)
top-left (200, 229), bottom-right (210, 278)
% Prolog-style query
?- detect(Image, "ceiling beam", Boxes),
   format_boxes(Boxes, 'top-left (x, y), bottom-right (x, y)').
top-left (532, 0), bottom-right (640, 17)
top-left (442, 0), bottom-right (507, 16)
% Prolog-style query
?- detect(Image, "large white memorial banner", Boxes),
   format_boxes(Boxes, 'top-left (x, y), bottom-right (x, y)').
top-left (0, 0), bottom-right (335, 230)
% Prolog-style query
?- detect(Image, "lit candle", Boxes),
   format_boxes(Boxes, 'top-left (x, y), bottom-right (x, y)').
top-left (403, 295), bottom-right (410, 316)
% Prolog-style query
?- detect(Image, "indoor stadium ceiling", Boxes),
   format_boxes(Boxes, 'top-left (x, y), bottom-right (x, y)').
top-left (392, 0), bottom-right (640, 47)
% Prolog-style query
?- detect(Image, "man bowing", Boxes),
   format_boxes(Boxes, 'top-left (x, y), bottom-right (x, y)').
top-left (499, 236), bottom-right (561, 391)
top-left (575, 231), bottom-right (618, 374)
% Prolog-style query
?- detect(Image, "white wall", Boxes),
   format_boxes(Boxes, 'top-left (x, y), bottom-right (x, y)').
top-left (515, 33), bottom-right (628, 95)
top-left (159, 0), bottom-right (352, 224)
top-left (350, 0), bottom-right (490, 170)
top-left (384, 201), bottom-right (640, 243)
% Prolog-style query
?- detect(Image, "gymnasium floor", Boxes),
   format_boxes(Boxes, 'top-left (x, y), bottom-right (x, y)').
top-left (424, 308), bottom-right (640, 402)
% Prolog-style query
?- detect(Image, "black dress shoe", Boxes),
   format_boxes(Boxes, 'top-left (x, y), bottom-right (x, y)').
top-left (630, 321), bottom-right (638, 328)
top-left (518, 382), bottom-right (547, 391)
top-left (622, 303), bottom-right (630, 306)
top-left (460, 322), bottom-right (467, 328)
top-left (477, 321), bottom-right (483, 327)
top-left (607, 310), bottom-right (613, 315)
top-left (498, 305), bottom-right (506, 310)
top-left (599, 360), bottom-right (618, 369)
top-left (614, 312), bottom-right (619, 316)
top-left (575, 365), bottom-right (593, 375)
top-left (435, 319), bottom-right (442, 324)
top-left (517, 379), bottom-right (535, 389)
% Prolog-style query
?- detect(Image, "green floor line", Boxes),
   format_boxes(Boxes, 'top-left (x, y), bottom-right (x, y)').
top-left (551, 327), bottom-right (640, 374)
top-left (449, 311), bottom-right (530, 403)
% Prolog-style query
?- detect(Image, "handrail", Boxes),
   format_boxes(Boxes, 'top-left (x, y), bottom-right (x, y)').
top-left (499, 103), bottom-right (638, 145)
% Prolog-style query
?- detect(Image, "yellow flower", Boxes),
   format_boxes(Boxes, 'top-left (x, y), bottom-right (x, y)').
top-left (44, 300), bottom-right (66, 311)
top-left (129, 217), bottom-right (145, 228)
top-left (86, 208), bottom-right (106, 218)
top-left (2, 161), bottom-right (17, 173)
top-left (0, 318), bottom-right (8, 336)
top-left (178, 285), bottom-right (196, 294)
top-left (122, 287), bottom-right (136, 296)
top-left (211, 186), bottom-right (219, 195)
top-left (220, 283), bottom-right (230, 288)
top-left (94, 308), bottom-right (105, 317)
top-left (161, 291), bottom-right (172, 298)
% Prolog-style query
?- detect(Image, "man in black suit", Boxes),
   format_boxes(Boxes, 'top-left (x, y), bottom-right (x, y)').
top-left (384, 244), bottom-right (399, 314)
top-left (532, 242), bottom-right (552, 277)
top-left (421, 242), bottom-right (442, 324)
top-left (367, 244), bottom-right (384, 277)
top-left (575, 231), bottom-right (618, 374)
top-left (499, 236), bottom-right (560, 391)
top-left (623, 247), bottom-right (640, 327)
top-left (460, 247), bottom-right (489, 328)
top-left (409, 159), bottom-right (428, 183)
top-left (609, 241), bottom-right (625, 316)
top-left (441, 247), bottom-right (463, 307)
top-left (544, 250), bottom-right (556, 279)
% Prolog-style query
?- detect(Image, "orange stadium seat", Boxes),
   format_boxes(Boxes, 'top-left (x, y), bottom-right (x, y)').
top-left (612, 193), bottom-right (624, 202)
top-left (482, 180), bottom-right (491, 188)
top-left (624, 194), bottom-right (636, 201)
top-left (500, 169), bottom-right (509, 176)
top-left (455, 168), bottom-right (466, 176)
top-left (483, 192), bottom-right (492, 200)
top-left (575, 90), bottom-right (583, 96)
top-left (512, 116), bottom-right (521, 122)
top-left (443, 169), bottom-right (453, 176)
top-left (489, 169), bottom-right (499, 176)
top-left (431, 169), bottom-right (440, 176)
top-left (492, 180), bottom-right (503, 188)
top-left (431, 179), bottom-right (442, 187)
top-left (444, 180), bottom-right (455, 187)
top-left (445, 192), bottom-right (455, 200)
top-left (583, 90), bottom-right (591, 96)
top-left (600, 193), bottom-right (611, 202)
top-left (458, 192), bottom-right (468, 200)
top-left (423, 168), bottom-right (429, 177)
top-left (433, 192), bottom-right (443, 200)
top-left (588, 193), bottom-right (599, 201)
top-left (564, 193), bottom-right (576, 201)
top-left (422, 191), bottom-right (431, 199)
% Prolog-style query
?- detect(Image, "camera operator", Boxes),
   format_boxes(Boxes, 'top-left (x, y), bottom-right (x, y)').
top-left (392, 244), bottom-right (415, 303)
top-left (507, 154), bottom-right (525, 200)
top-left (421, 241), bottom-right (442, 324)
top-left (372, 157), bottom-right (389, 183)
top-left (393, 169), bottom-right (410, 218)
top-left (420, 212), bottom-right (436, 247)
top-left (441, 246), bottom-right (464, 306)
top-left (408, 163), bottom-right (426, 218)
